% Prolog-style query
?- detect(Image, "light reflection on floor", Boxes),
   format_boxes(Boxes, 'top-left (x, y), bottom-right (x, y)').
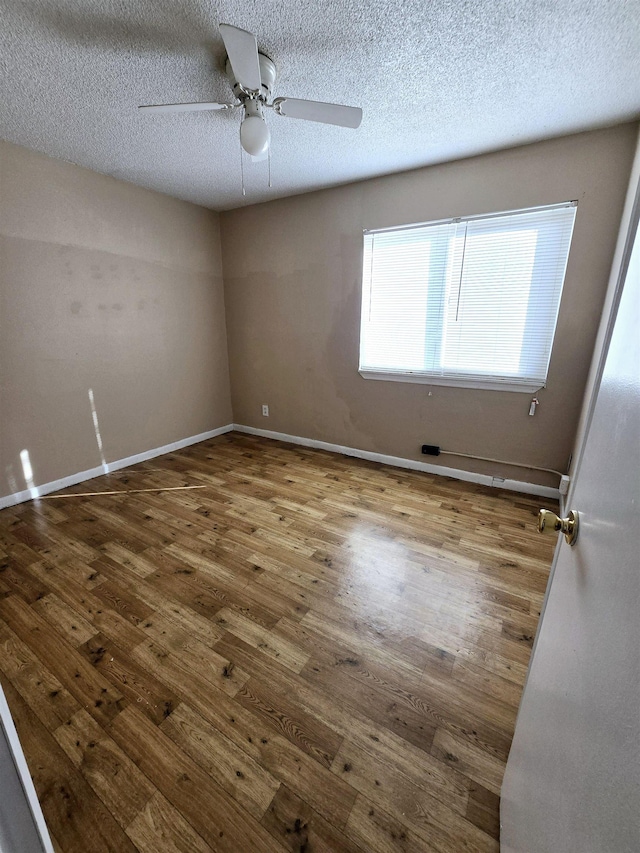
top-left (328, 515), bottom-right (505, 657)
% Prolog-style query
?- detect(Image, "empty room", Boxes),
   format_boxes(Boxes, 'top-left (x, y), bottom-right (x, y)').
top-left (1, 2), bottom-right (639, 852)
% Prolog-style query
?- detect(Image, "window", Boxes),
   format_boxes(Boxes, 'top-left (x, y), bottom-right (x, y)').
top-left (359, 202), bottom-right (577, 392)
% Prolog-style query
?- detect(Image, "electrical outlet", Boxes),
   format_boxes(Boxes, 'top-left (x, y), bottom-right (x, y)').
top-left (262, 404), bottom-right (269, 417)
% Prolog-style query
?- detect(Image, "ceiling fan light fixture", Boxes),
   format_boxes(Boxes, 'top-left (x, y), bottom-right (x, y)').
top-left (139, 23), bottom-right (363, 186)
top-left (240, 114), bottom-right (270, 157)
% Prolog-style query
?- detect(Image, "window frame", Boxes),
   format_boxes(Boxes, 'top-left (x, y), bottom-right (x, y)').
top-left (358, 201), bottom-right (577, 393)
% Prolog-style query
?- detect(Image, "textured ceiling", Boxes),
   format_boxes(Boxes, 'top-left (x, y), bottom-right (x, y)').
top-left (1, 0), bottom-right (639, 211)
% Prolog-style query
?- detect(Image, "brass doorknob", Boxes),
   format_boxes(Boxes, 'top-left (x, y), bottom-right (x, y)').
top-left (537, 509), bottom-right (579, 546)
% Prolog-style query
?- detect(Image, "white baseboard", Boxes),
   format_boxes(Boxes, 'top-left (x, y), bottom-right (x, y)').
top-left (0, 421), bottom-right (558, 510)
top-left (0, 424), bottom-right (234, 510)
top-left (233, 424), bottom-right (560, 500)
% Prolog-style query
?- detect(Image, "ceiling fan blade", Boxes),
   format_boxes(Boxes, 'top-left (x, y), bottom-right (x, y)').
top-left (219, 23), bottom-right (262, 92)
top-left (273, 97), bottom-right (362, 129)
top-left (138, 101), bottom-right (234, 113)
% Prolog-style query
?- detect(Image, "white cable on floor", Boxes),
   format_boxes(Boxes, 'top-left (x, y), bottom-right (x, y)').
top-left (440, 450), bottom-right (564, 478)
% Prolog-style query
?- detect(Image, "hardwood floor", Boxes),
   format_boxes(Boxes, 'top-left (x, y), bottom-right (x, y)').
top-left (0, 433), bottom-right (557, 852)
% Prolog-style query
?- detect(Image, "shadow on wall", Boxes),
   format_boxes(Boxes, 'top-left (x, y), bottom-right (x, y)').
top-left (324, 233), bottom-right (378, 449)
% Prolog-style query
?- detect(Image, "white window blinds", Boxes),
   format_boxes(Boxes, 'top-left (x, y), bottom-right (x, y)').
top-left (359, 202), bottom-right (577, 391)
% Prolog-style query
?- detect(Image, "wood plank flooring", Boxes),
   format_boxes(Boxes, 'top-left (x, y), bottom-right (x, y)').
top-left (0, 433), bottom-right (557, 852)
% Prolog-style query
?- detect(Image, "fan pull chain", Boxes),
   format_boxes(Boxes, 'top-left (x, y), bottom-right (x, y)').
top-left (240, 145), bottom-right (246, 196)
top-left (268, 146), bottom-right (272, 188)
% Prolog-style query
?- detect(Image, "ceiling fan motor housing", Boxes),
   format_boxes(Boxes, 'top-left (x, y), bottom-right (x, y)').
top-left (225, 53), bottom-right (276, 102)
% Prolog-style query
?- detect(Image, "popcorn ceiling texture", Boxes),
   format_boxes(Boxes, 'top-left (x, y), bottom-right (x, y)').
top-left (1, 0), bottom-right (639, 211)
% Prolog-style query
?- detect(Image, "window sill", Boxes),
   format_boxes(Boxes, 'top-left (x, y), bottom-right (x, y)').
top-left (358, 369), bottom-right (543, 393)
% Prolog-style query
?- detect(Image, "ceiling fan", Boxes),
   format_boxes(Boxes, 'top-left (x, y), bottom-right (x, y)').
top-left (139, 23), bottom-right (363, 159)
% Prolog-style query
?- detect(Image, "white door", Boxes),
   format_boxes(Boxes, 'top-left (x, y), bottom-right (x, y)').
top-left (0, 685), bottom-right (53, 852)
top-left (500, 178), bottom-right (640, 849)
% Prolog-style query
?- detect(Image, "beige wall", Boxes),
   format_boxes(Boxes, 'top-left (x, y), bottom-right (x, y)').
top-left (221, 124), bottom-right (638, 488)
top-left (1, 125), bottom-right (635, 499)
top-left (0, 141), bottom-right (232, 497)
